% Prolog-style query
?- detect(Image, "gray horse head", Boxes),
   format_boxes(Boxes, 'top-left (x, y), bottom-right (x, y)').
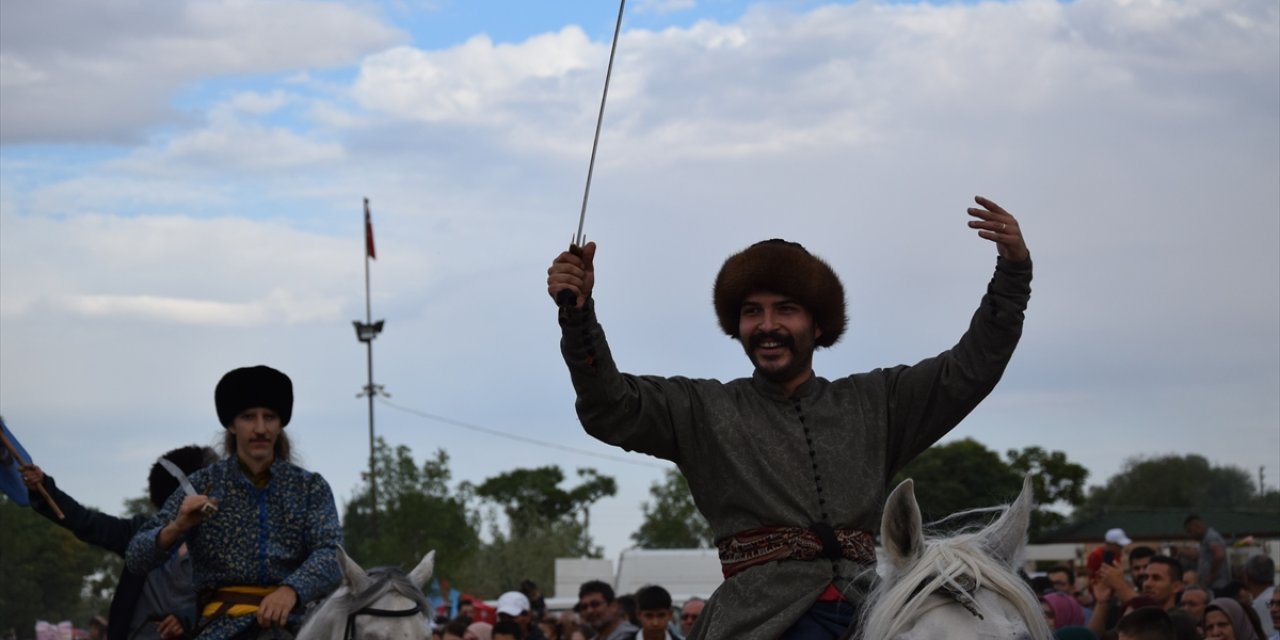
top-left (297, 548), bottom-right (436, 640)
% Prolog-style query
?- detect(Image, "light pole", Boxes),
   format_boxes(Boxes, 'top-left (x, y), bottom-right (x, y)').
top-left (353, 319), bottom-right (385, 531)
top-left (354, 197), bottom-right (387, 535)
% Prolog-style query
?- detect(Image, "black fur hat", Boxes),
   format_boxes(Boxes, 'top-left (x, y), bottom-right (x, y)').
top-left (214, 365), bottom-right (293, 428)
top-left (713, 239), bottom-right (846, 348)
top-left (147, 445), bottom-right (218, 509)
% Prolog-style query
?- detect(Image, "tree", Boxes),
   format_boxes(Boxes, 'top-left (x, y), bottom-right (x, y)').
top-left (453, 517), bottom-right (592, 598)
top-left (1081, 454), bottom-right (1260, 514)
top-left (895, 438), bottom-right (1024, 524)
top-left (0, 497), bottom-right (118, 631)
top-left (895, 438), bottom-right (1088, 540)
top-left (471, 466), bottom-right (616, 537)
top-left (343, 438), bottom-right (480, 580)
top-left (631, 468), bottom-right (713, 549)
top-left (1006, 446), bottom-right (1089, 540)
top-left (454, 466), bottom-right (617, 597)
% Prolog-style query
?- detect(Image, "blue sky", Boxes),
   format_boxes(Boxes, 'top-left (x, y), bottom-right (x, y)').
top-left (1, 0), bottom-right (1277, 582)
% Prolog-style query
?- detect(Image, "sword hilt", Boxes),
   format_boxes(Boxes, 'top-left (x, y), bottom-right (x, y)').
top-left (555, 242), bottom-right (585, 309)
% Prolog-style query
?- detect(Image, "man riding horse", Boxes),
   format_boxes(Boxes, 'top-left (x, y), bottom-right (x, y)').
top-left (546, 196), bottom-right (1032, 639)
top-left (128, 365), bottom-right (343, 640)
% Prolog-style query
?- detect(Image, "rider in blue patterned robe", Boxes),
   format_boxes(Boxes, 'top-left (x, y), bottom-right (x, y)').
top-left (127, 365), bottom-right (342, 640)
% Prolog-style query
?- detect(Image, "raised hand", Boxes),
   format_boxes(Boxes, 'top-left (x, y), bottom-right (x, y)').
top-left (547, 241), bottom-right (597, 309)
top-left (967, 196), bottom-right (1029, 263)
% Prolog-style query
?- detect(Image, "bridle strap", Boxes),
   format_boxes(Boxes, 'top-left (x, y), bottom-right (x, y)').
top-left (906, 576), bottom-right (985, 620)
top-left (343, 604), bottom-right (423, 640)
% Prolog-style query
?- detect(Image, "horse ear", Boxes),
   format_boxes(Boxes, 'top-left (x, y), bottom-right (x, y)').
top-left (881, 478), bottom-right (923, 571)
top-left (982, 475), bottom-right (1034, 567)
top-left (338, 546), bottom-right (373, 593)
top-left (408, 550), bottom-right (436, 590)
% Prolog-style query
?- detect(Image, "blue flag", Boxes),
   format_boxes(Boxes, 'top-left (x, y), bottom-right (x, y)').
top-left (0, 417), bottom-right (33, 506)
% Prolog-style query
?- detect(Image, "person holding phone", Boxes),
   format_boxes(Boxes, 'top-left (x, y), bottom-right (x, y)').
top-left (1087, 528), bottom-right (1133, 581)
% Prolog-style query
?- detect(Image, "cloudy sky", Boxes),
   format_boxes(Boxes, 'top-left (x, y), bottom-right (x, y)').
top-left (1, 0), bottom-right (1276, 574)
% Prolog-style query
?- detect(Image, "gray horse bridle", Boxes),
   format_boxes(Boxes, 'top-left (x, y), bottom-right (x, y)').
top-left (908, 573), bottom-right (985, 620)
top-left (342, 602), bottom-right (424, 640)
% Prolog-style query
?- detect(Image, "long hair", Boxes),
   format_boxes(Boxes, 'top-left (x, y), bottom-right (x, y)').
top-left (222, 429), bottom-right (293, 463)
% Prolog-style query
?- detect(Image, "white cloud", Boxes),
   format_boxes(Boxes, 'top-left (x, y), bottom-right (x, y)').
top-left (0, 211), bottom-right (361, 326)
top-left (633, 0), bottom-right (698, 15)
top-left (58, 289), bottom-right (345, 326)
top-left (0, 0), bottom-right (404, 144)
top-left (220, 90), bottom-right (292, 116)
top-left (133, 122), bottom-right (345, 171)
top-left (354, 28), bottom-right (597, 125)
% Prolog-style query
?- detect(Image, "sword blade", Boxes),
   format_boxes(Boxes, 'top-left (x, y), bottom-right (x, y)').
top-left (573, 0), bottom-right (627, 247)
top-left (157, 458), bottom-right (198, 497)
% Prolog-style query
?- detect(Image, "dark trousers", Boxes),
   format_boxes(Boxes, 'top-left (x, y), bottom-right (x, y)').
top-left (779, 600), bottom-right (858, 640)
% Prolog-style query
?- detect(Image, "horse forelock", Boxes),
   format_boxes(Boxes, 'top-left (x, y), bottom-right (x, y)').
top-left (861, 512), bottom-right (1051, 640)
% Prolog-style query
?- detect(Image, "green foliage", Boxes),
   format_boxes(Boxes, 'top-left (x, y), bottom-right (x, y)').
top-left (894, 438), bottom-right (1088, 540)
top-left (0, 497), bottom-right (118, 631)
top-left (1006, 446), bottom-right (1089, 539)
top-left (1249, 489), bottom-right (1280, 510)
top-left (340, 442), bottom-right (618, 601)
top-left (1081, 454), bottom-right (1259, 513)
top-left (631, 468), bottom-right (713, 549)
top-left (453, 465), bottom-right (617, 598)
top-left (471, 466), bottom-right (616, 537)
top-left (120, 494), bottom-right (155, 519)
top-left (895, 438), bottom-right (1024, 523)
top-left (453, 519), bottom-right (595, 598)
top-left (343, 438), bottom-right (480, 579)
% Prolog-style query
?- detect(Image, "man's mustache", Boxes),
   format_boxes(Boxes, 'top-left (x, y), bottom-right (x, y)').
top-left (748, 331), bottom-right (795, 350)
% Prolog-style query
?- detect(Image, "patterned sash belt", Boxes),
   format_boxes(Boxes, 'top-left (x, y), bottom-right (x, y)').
top-left (717, 525), bottom-right (876, 578)
top-left (201, 585), bottom-right (278, 619)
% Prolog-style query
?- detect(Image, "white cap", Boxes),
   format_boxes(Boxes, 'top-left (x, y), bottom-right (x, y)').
top-left (1105, 528), bottom-right (1132, 546)
top-left (497, 591), bottom-right (530, 617)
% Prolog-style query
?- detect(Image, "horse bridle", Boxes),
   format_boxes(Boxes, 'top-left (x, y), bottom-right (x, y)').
top-left (908, 573), bottom-right (985, 620)
top-left (342, 603), bottom-right (424, 640)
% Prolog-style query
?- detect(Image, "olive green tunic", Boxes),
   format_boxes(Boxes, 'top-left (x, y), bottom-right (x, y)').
top-left (559, 258), bottom-right (1032, 639)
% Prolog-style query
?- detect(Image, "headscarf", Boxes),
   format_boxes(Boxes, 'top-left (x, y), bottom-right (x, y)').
top-left (465, 622), bottom-right (493, 640)
top-left (1042, 592), bottom-right (1086, 629)
top-left (1205, 597), bottom-right (1262, 640)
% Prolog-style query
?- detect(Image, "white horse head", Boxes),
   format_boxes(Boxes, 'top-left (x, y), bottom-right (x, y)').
top-left (859, 476), bottom-right (1053, 640)
top-left (297, 548), bottom-right (436, 640)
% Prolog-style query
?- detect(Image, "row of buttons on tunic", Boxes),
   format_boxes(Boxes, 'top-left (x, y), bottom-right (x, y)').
top-left (792, 397), bottom-right (842, 578)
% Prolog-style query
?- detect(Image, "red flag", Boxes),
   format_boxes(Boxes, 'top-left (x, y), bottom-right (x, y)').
top-left (364, 198), bottom-right (377, 260)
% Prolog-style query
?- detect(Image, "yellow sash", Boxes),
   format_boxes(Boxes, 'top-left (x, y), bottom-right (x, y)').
top-left (202, 585), bottom-right (278, 618)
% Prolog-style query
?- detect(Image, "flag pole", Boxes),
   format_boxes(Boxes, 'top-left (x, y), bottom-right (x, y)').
top-left (354, 198), bottom-right (384, 537)
top-left (0, 426), bottom-right (65, 519)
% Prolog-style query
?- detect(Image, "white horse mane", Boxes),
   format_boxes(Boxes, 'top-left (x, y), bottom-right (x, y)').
top-left (858, 479), bottom-right (1053, 640)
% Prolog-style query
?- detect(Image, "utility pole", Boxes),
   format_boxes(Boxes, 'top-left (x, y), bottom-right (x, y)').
top-left (353, 197), bottom-right (386, 536)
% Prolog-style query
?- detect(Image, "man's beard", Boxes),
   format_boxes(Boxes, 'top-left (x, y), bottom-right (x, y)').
top-left (744, 330), bottom-right (815, 383)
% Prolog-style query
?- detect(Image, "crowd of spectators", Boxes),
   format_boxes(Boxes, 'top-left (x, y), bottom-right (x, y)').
top-left (1026, 517), bottom-right (1278, 640)
top-left (433, 580), bottom-right (707, 640)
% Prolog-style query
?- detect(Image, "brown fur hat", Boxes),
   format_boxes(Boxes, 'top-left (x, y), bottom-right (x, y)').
top-left (713, 239), bottom-right (846, 348)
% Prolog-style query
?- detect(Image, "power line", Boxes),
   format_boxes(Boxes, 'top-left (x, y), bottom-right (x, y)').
top-left (377, 398), bottom-right (670, 470)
